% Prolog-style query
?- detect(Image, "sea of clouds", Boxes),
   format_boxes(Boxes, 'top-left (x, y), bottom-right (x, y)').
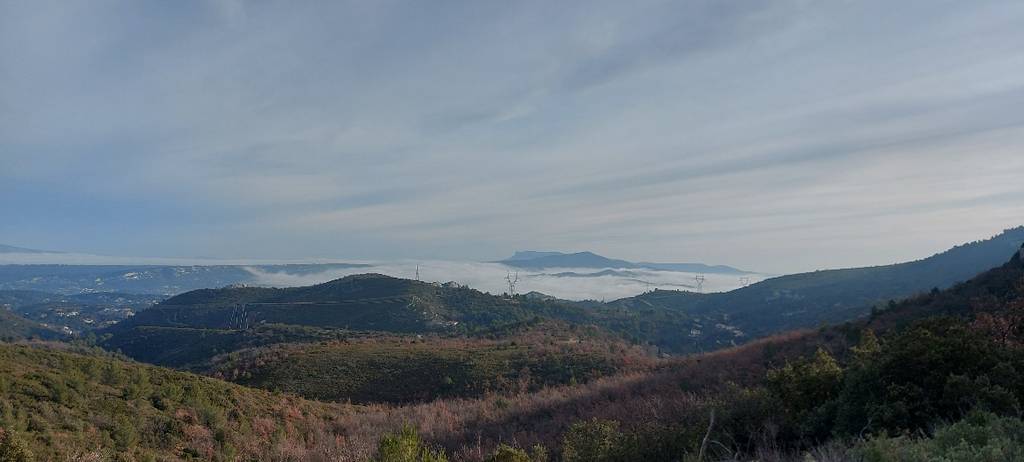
top-left (0, 252), bottom-right (765, 301)
top-left (245, 260), bottom-right (764, 301)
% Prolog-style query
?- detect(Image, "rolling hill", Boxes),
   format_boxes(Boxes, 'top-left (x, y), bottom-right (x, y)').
top-left (349, 242), bottom-right (1024, 459)
top-left (3, 244), bottom-right (1023, 461)
top-left (610, 227), bottom-right (1024, 346)
top-left (108, 274), bottom-right (586, 334)
top-left (204, 323), bottom-right (653, 404)
top-left (98, 274), bottom-right (698, 367)
top-left (99, 229), bottom-right (1024, 365)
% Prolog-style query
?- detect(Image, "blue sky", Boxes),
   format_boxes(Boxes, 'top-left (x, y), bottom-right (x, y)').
top-left (2, 0), bottom-right (1024, 273)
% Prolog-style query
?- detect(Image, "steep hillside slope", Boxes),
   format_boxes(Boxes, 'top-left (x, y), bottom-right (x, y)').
top-left (352, 244), bottom-right (1024, 460)
top-left (611, 227), bottom-right (1024, 348)
top-left (865, 242), bottom-right (1024, 332)
top-left (0, 310), bottom-right (61, 341)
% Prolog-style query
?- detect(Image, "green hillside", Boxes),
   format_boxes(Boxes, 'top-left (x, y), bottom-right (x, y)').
top-left (99, 323), bottom-right (373, 368)
top-left (100, 274), bottom-right (698, 366)
top-left (610, 227), bottom-right (1024, 351)
top-left (0, 342), bottom-right (356, 461)
top-left (0, 311), bottom-right (61, 341)
top-left (111, 274), bottom-right (581, 333)
top-left (101, 229), bottom-right (1024, 367)
top-left (348, 244), bottom-right (1024, 461)
top-left (205, 324), bottom-right (652, 404)
top-left (3, 245), bottom-right (1023, 461)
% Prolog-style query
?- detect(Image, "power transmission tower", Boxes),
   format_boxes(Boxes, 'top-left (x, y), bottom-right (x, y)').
top-left (231, 304), bottom-right (249, 330)
top-left (505, 271), bottom-right (519, 297)
top-left (694, 273), bottom-right (706, 293)
top-left (415, 264), bottom-right (420, 282)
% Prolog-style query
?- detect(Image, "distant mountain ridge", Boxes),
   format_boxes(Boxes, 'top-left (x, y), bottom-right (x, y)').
top-left (503, 251), bottom-right (566, 261)
top-left (610, 226), bottom-right (1024, 344)
top-left (498, 250), bottom-right (751, 275)
top-left (0, 244), bottom-right (52, 254)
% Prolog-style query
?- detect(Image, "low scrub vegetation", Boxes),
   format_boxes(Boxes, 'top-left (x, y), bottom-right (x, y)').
top-left (0, 343), bottom-right (354, 461)
top-left (205, 324), bottom-right (653, 404)
top-left (1, 248), bottom-right (1021, 461)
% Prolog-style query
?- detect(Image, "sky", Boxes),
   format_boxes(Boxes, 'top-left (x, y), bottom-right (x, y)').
top-left (2, 0), bottom-right (1024, 275)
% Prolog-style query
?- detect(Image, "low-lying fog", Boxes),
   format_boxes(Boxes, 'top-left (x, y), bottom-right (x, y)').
top-left (246, 261), bottom-right (764, 301)
top-left (0, 252), bottom-right (765, 301)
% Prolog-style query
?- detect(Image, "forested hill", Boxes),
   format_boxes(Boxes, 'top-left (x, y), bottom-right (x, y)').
top-left (99, 229), bottom-right (1024, 365)
top-left (100, 274), bottom-right (700, 366)
top-left (6, 246), bottom-right (1024, 461)
top-left (610, 227), bottom-right (1024, 341)
top-left (865, 242), bottom-right (1024, 331)
top-left (110, 273), bottom-right (597, 334)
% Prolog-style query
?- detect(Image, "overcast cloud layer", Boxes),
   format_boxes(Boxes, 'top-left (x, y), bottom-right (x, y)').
top-left (2, 1), bottom-right (1023, 274)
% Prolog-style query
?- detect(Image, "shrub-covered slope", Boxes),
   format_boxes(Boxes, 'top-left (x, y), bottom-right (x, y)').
top-left (355, 245), bottom-right (1024, 460)
top-left (101, 229), bottom-right (1024, 369)
top-left (100, 274), bottom-right (696, 366)
top-left (610, 226), bottom-right (1024, 350)
top-left (204, 324), bottom-right (653, 404)
top-left (0, 343), bottom-right (352, 461)
top-left (0, 310), bottom-right (61, 341)
top-left (4, 246), bottom-right (1023, 461)
top-left (108, 274), bottom-right (580, 334)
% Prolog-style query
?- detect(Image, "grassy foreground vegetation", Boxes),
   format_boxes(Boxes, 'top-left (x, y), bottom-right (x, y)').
top-left (0, 342), bottom-right (353, 461)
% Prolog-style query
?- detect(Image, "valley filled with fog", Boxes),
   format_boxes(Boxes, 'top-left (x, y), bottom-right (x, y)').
top-left (245, 260), bottom-right (765, 301)
top-left (0, 250), bottom-right (763, 300)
